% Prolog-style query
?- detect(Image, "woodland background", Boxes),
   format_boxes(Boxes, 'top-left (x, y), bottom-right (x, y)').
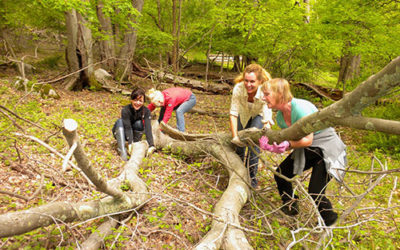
top-left (1, 0), bottom-right (400, 249)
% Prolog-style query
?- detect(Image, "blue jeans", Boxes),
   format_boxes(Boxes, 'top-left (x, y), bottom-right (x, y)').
top-left (236, 115), bottom-right (263, 187)
top-left (158, 93), bottom-right (196, 132)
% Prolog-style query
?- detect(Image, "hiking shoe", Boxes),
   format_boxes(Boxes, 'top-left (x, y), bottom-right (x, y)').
top-left (251, 178), bottom-right (258, 189)
top-left (322, 211), bottom-right (338, 226)
top-left (281, 201), bottom-right (299, 216)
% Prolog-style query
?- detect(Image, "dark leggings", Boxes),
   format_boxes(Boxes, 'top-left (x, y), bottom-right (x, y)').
top-left (274, 147), bottom-right (333, 213)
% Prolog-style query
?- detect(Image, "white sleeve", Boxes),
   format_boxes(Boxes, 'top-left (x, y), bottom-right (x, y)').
top-left (230, 84), bottom-right (241, 117)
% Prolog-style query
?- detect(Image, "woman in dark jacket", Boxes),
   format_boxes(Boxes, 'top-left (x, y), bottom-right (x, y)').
top-left (112, 87), bottom-right (155, 161)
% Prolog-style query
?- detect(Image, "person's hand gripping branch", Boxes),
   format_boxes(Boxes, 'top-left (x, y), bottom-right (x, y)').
top-left (259, 136), bottom-right (290, 153)
top-left (147, 146), bottom-right (156, 156)
top-left (231, 136), bottom-right (246, 147)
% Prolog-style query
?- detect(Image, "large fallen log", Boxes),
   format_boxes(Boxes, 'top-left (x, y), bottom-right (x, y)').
top-left (156, 71), bottom-right (231, 94)
top-left (130, 63), bottom-right (232, 94)
top-left (156, 122), bottom-right (254, 249)
top-left (0, 119), bottom-right (150, 238)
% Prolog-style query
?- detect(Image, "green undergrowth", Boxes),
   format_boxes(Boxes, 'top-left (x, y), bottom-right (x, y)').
top-left (1, 75), bottom-right (400, 248)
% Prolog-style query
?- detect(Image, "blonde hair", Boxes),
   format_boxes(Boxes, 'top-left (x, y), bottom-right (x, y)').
top-left (234, 64), bottom-right (272, 84)
top-left (147, 88), bottom-right (164, 106)
top-left (262, 78), bottom-right (293, 104)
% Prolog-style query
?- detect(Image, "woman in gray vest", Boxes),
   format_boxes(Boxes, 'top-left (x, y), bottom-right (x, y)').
top-left (259, 78), bottom-right (346, 226)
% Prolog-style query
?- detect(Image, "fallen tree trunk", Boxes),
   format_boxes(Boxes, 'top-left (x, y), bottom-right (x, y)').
top-left (157, 122), bottom-right (253, 249)
top-left (190, 107), bottom-right (228, 118)
top-left (294, 82), bottom-right (342, 101)
top-left (157, 71), bottom-right (231, 94)
top-left (0, 119), bottom-right (150, 238)
top-left (131, 64), bottom-right (232, 94)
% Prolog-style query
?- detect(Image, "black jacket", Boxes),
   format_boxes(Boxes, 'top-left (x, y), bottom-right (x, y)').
top-left (121, 105), bottom-right (154, 146)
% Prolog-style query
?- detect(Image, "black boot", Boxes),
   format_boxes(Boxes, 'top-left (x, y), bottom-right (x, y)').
top-left (112, 119), bottom-right (128, 161)
top-left (281, 196), bottom-right (299, 216)
top-left (321, 210), bottom-right (338, 226)
top-left (249, 165), bottom-right (258, 188)
top-left (317, 197), bottom-right (338, 226)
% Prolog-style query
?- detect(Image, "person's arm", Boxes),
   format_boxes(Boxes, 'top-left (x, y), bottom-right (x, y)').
top-left (147, 103), bottom-right (156, 112)
top-left (160, 94), bottom-right (173, 124)
top-left (229, 84), bottom-right (242, 138)
top-left (230, 114), bottom-right (245, 147)
top-left (143, 108), bottom-right (154, 147)
top-left (229, 115), bottom-right (239, 138)
top-left (288, 133), bottom-right (313, 149)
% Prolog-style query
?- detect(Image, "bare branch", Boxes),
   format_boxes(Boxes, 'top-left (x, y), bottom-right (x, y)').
top-left (62, 119), bottom-right (124, 198)
top-left (0, 104), bottom-right (45, 130)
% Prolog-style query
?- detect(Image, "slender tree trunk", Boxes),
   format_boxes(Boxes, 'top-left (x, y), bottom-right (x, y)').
top-left (220, 53), bottom-right (225, 73)
top-left (64, 10), bottom-right (80, 90)
top-left (64, 7), bottom-right (96, 91)
top-left (115, 0), bottom-right (144, 81)
top-left (304, 0), bottom-right (310, 23)
top-left (337, 54), bottom-right (361, 94)
top-left (176, 0), bottom-right (182, 71)
top-left (171, 0), bottom-right (178, 73)
top-left (233, 55), bottom-right (241, 72)
top-left (76, 11), bottom-right (94, 81)
top-left (156, 0), bottom-right (164, 69)
top-left (205, 32), bottom-right (213, 82)
top-left (96, 0), bottom-right (116, 72)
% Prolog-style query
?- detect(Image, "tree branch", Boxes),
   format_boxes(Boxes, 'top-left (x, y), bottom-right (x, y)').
top-left (62, 119), bottom-right (124, 198)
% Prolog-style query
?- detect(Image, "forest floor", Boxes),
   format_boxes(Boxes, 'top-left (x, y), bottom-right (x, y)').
top-left (0, 64), bottom-right (399, 249)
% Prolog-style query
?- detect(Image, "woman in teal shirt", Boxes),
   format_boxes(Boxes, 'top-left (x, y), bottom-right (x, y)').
top-left (260, 78), bottom-right (346, 227)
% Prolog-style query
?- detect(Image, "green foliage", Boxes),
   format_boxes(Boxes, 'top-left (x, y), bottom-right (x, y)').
top-left (1, 0), bottom-right (64, 31)
top-left (35, 54), bottom-right (63, 70)
top-left (120, 180), bottom-right (130, 191)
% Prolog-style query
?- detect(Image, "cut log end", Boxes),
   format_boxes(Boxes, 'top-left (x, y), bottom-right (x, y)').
top-left (63, 119), bottom-right (78, 132)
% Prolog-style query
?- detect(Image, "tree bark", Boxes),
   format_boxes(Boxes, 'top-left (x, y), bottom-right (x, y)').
top-left (0, 119), bottom-right (150, 238)
top-left (153, 70), bottom-right (231, 94)
top-left (171, 0), bottom-right (178, 73)
top-left (115, 0), bottom-right (144, 81)
top-left (64, 7), bottom-right (96, 91)
top-left (337, 54), bottom-right (361, 93)
top-left (233, 55), bottom-right (241, 72)
top-left (157, 122), bottom-right (253, 250)
top-left (304, 0), bottom-right (310, 23)
top-left (64, 10), bottom-right (80, 90)
top-left (96, 0), bottom-right (116, 72)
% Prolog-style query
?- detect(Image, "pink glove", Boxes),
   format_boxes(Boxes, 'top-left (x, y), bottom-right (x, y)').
top-left (271, 141), bottom-right (290, 153)
top-left (259, 136), bottom-right (274, 151)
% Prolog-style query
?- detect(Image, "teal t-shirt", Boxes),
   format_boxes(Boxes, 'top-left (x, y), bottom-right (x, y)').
top-left (276, 98), bottom-right (318, 129)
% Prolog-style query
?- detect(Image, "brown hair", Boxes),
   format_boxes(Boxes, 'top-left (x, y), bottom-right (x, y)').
top-left (130, 86), bottom-right (146, 102)
top-left (234, 64), bottom-right (272, 84)
top-left (261, 78), bottom-right (293, 104)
